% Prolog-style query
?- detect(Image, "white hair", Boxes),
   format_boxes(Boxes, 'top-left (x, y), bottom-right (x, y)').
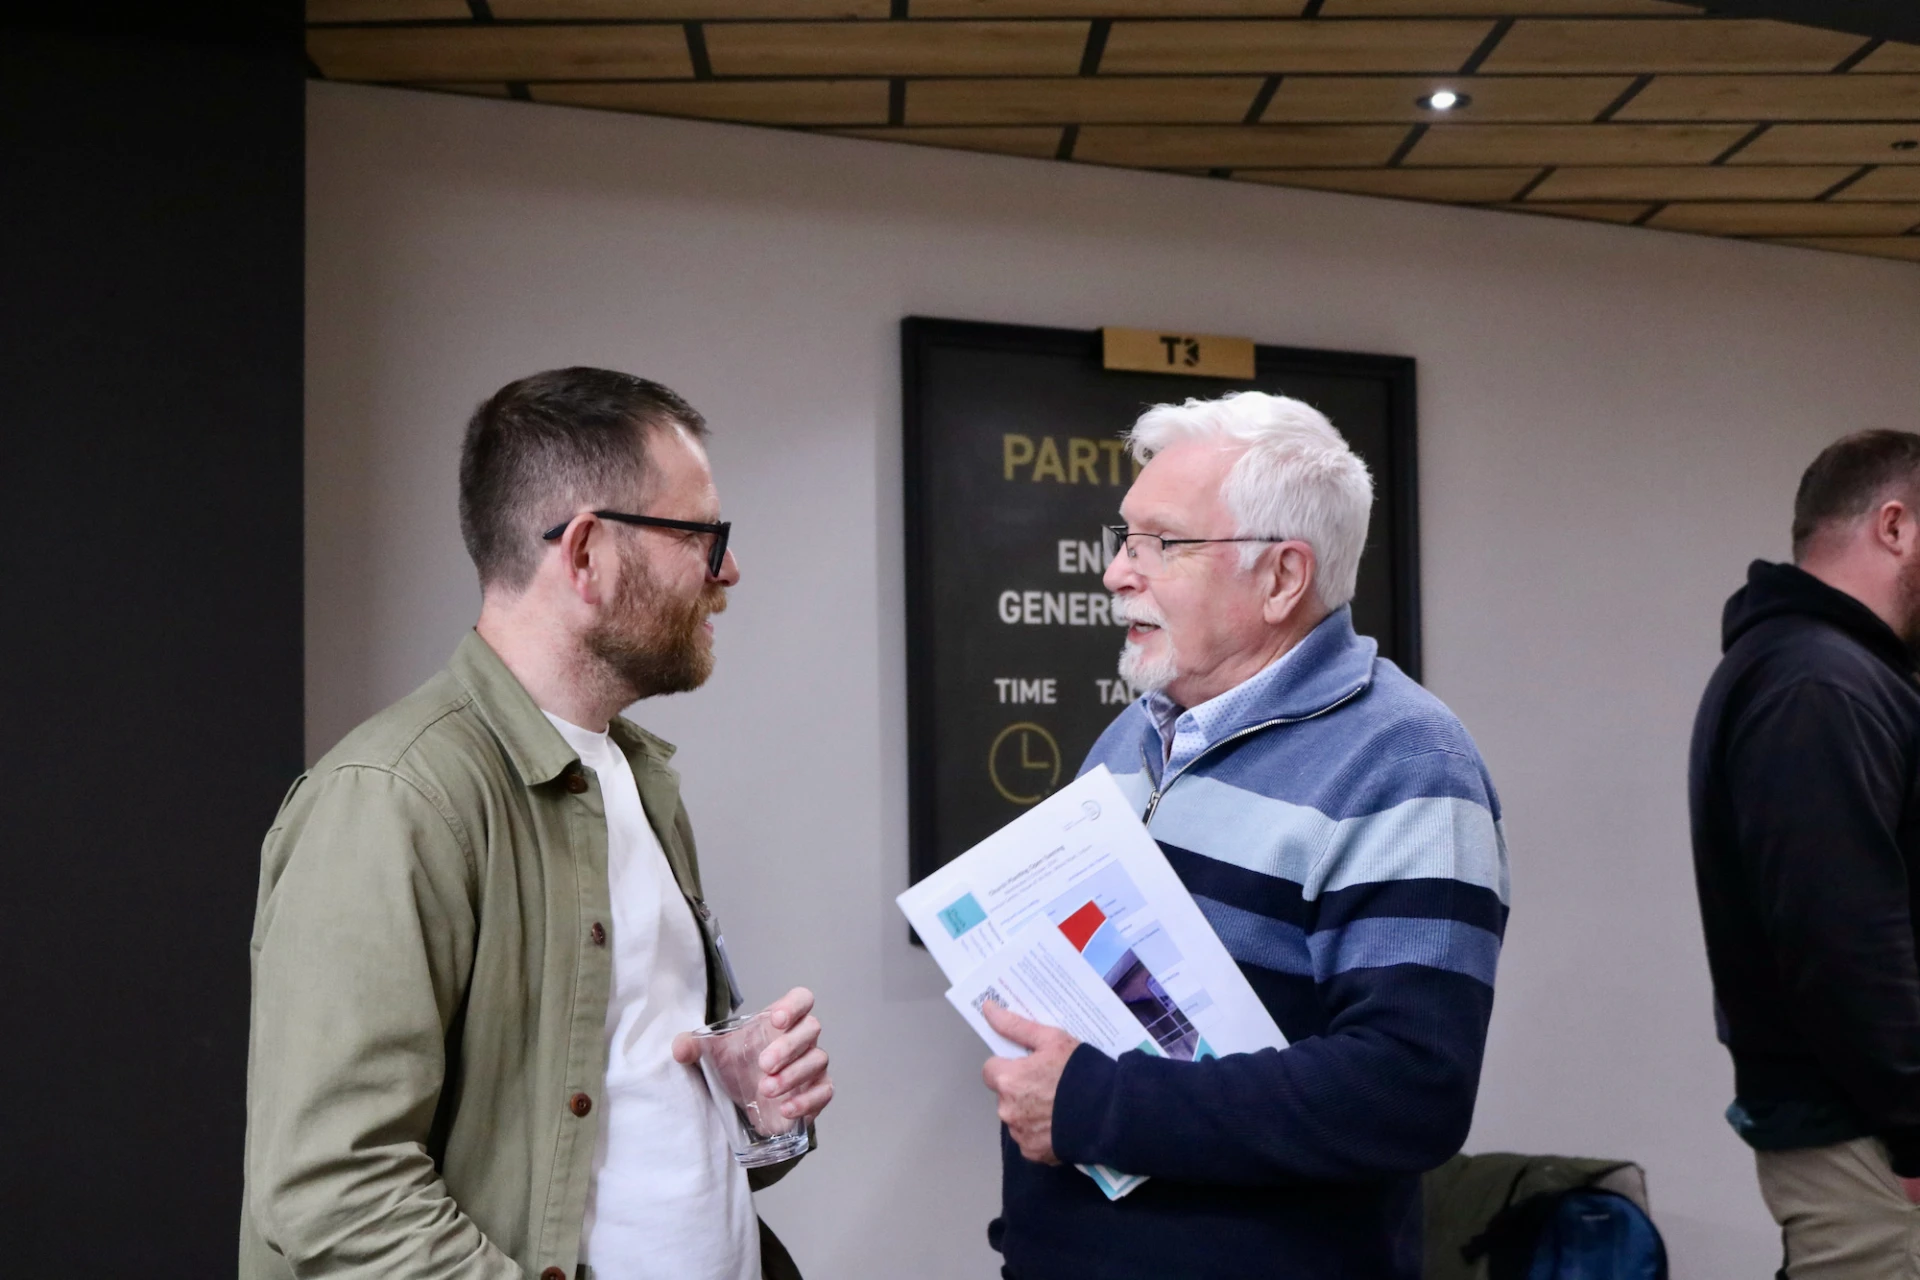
top-left (1127, 390), bottom-right (1374, 611)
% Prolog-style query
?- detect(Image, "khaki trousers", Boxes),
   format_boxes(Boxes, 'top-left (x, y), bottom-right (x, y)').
top-left (1757, 1138), bottom-right (1920, 1279)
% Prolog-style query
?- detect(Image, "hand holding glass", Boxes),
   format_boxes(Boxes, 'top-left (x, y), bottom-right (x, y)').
top-left (690, 1011), bottom-right (811, 1167)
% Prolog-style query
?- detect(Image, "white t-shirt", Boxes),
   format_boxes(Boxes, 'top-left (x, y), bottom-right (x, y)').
top-left (542, 711), bottom-right (758, 1280)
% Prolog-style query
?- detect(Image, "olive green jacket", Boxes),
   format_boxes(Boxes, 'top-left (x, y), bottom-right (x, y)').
top-left (241, 631), bottom-right (803, 1279)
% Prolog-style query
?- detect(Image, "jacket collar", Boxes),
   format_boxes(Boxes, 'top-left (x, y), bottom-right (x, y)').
top-left (447, 630), bottom-right (679, 788)
top-left (1143, 605), bottom-right (1377, 748)
top-left (1723, 560), bottom-right (1915, 678)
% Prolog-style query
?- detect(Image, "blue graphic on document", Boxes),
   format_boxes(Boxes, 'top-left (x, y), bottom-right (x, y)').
top-left (938, 892), bottom-right (988, 939)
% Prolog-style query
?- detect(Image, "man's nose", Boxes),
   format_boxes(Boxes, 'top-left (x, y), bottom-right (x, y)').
top-left (1103, 549), bottom-right (1137, 594)
top-left (713, 547), bottom-right (741, 586)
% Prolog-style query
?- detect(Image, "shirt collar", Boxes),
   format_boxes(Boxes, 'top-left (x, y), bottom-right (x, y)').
top-left (1139, 606), bottom-right (1377, 767)
top-left (1143, 641), bottom-right (1301, 766)
top-left (447, 630), bottom-right (677, 788)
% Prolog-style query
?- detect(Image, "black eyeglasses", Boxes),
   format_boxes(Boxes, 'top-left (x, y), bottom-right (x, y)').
top-left (1103, 524), bottom-right (1289, 578)
top-left (542, 510), bottom-right (732, 577)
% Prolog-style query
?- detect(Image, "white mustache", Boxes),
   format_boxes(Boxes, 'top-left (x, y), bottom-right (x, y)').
top-left (1111, 596), bottom-right (1165, 630)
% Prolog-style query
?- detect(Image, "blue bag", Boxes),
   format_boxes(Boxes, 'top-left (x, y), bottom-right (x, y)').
top-left (1464, 1184), bottom-right (1668, 1280)
top-left (1524, 1191), bottom-right (1668, 1280)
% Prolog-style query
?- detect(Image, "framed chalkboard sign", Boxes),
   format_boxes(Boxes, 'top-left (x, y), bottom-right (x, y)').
top-left (902, 316), bottom-right (1418, 886)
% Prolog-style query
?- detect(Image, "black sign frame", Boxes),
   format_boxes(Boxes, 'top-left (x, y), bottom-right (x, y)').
top-left (902, 315), bottom-right (1419, 887)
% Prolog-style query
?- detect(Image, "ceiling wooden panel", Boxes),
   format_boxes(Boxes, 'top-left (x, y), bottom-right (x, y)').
top-left (308, 24), bottom-right (693, 81)
top-left (1768, 236), bottom-right (1920, 261)
top-left (422, 82), bottom-right (517, 98)
top-left (535, 78), bottom-right (890, 124)
top-left (1410, 122), bottom-right (1751, 165)
top-left (1731, 123), bottom-right (1920, 165)
top-left (913, 0), bottom-right (1301, 16)
top-left (1855, 41), bottom-right (1920, 74)
top-left (908, 77), bottom-right (1262, 125)
top-left (1830, 167), bottom-right (1920, 200)
top-left (1099, 20), bottom-right (1494, 74)
top-left (1262, 74), bottom-right (1632, 123)
top-left (705, 20), bottom-right (1087, 76)
top-left (1479, 19), bottom-right (1866, 73)
top-left (1319, 0), bottom-right (1673, 12)
top-left (1236, 166), bottom-right (1539, 201)
top-left (1073, 123), bottom-right (1409, 166)
top-left (491, 0), bottom-right (886, 16)
top-left (1617, 73), bottom-right (1920, 121)
top-left (1530, 164), bottom-right (1855, 200)
top-left (829, 125), bottom-right (1065, 156)
top-left (307, 5), bottom-right (1920, 267)
top-left (307, 0), bottom-right (468, 20)
top-left (1649, 201), bottom-right (1920, 235)
top-left (1507, 201), bottom-right (1653, 222)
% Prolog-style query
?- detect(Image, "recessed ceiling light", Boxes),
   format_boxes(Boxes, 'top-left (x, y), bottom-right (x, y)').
top-left (1419, 89), bottom-right (1471, 112)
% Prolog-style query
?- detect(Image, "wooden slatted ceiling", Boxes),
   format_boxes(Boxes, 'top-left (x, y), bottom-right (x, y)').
top-left (1859, 41), bottom-right (1920, 74)
top-left (908, 77), bottom-right (1264, 124)
top-left (305, 2), bottom-right (1920, 264)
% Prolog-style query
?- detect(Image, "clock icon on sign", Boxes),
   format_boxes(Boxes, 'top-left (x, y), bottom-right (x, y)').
top-left (988, 722), bottom-right (1063, 805)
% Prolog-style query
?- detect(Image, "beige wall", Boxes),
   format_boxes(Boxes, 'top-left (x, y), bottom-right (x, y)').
top-left (307, 79), bottom-right (1920, 1278)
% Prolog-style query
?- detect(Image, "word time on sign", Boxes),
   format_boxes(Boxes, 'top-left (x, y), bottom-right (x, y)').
top-left (985, 515), bottom-right (1143, 806)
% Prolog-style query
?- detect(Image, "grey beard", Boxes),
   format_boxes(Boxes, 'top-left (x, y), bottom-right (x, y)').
top-left (1118, 638), bottom-right (1178, 694)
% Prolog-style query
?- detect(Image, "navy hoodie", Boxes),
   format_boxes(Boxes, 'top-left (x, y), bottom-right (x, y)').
top-left (1689, 560), bottom-right (1920, 1173)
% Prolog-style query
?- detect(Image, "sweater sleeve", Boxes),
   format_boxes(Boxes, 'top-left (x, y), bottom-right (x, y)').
top-left (1051, 748), bottom-right (1507, 1186)
top-left (1725, 681), bottom-right (1920, 1173)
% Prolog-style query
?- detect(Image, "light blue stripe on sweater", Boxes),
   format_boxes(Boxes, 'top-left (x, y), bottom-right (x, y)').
top-left (1148, 776), bottom-right (1509, 904)
top-left (1105, 766), bottom-right (1156, 816)
top-left (1308, 916), bottom-right (1502, 987)
top-left (1319, 799), bottom-right (1511, 907)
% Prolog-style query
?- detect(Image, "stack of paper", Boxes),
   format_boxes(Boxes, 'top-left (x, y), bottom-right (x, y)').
top-left (897, 766), bottom-right (1288, 1199)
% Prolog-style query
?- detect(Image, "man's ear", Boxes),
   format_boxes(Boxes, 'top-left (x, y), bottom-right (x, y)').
top-left (557, 514), bottom-right (611, 606)
top-left (1261, 541), bottom-right (1317, 625)
top-left (1875, 500), bottom-right (1917, 557)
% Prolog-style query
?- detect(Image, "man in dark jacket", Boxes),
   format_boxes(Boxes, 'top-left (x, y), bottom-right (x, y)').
top-left (1690, 429), bottom-right (1920, 1278)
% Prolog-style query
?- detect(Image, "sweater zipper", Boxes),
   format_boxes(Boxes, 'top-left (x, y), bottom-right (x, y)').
top-left (1139, 683), bottom-right (1367, 826)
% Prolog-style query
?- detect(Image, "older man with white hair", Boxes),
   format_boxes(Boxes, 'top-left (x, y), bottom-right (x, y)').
top-left (979, 391), bottom-right (1510, 1279)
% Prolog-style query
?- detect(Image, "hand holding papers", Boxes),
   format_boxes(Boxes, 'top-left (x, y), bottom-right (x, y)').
top-left (897, 767), bottom-right (1288, 1199)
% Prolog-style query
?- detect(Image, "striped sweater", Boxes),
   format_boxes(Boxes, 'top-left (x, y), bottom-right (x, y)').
top-left (994, 607), bottom-right (1510, 1280)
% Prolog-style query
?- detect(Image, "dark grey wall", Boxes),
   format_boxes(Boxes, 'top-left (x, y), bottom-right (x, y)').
top-left (0, 14), bottom-right (304, 1272)
top-left (1672, 0), bottom-right (1920, 44)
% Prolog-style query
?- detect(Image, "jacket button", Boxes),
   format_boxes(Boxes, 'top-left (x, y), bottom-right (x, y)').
top-left (540, 1269), bottom-right (567, 1280)
top-left (569, 1092), bottom-right (593, 1117)
top-left (565, 771), bottom-right (588, 794)
top-left (590, 922), bottom-right (606, 946)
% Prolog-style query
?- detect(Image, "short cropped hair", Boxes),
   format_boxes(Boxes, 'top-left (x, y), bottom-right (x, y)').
top-left (1127, 390), bottom-right (1374, 611)
top-left (459, 367), bottom-right (707, 590)
top-left (1791, 429), bottom-right (1920, 562)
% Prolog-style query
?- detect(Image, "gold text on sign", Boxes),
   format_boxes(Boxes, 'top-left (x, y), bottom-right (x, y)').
top-left (1102, 327), bottom-right (1256, 380)
top-left (1002, 434), bottom-right (1139, 485)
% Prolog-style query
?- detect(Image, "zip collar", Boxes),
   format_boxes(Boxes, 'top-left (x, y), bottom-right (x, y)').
top-left (1133, 606), bottom-right (1377, 820)
top-left (1140, 607), bottom-right (1376, 772)
top-left (1140, 682), bottom-right (1367, 824)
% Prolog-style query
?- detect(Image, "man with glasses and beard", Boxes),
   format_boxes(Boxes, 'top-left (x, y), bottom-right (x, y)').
top-left (977, 391), bottom-right (1508, 1279)
top-left (241, 368), bottom-right (832, 1280)
top-left (1690, 430), bottom-right (1920, 1279)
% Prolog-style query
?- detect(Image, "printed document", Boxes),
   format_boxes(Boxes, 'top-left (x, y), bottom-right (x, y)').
top-left (898, 766), bottom-right (1287, 1199)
